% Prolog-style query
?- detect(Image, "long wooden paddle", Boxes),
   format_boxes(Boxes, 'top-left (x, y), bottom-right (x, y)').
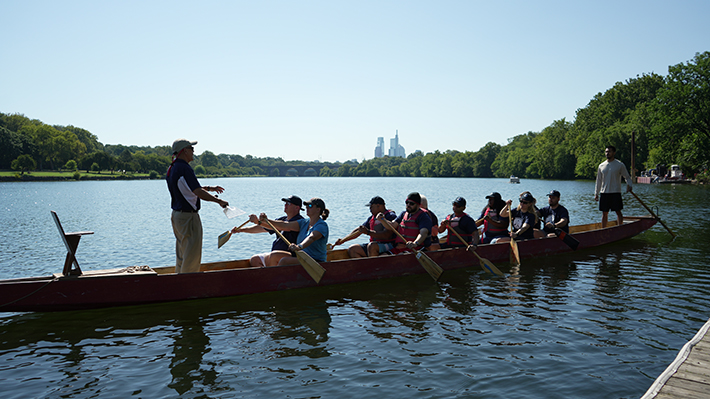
top-left (331, 229), bottom-right (361, 248)
top-left (218, 219), bottom-right (250, 249)
top-left (630, 191), bottom-right (676, 238)
top-left (262, 219), bottom-right (326, 283)
top-left (507, 204), bottom-right (521, 266)
top-left (447, 227), bottom-right (503, 276)
top-left (381, 218), bottom-right (443, 281)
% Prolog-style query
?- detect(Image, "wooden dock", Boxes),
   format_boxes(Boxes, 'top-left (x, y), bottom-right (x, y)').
top-left (642, 318), bottom-right (710, 398)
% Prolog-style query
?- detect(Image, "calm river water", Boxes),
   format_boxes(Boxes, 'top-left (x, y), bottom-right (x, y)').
top-left (1, 177), bottom-right (709, 398)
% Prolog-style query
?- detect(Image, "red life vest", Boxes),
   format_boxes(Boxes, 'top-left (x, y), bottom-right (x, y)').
top-left (368, 210), bottom-right (396, 243)
top-left (395, 208), bottom-right (425, 245)
top-left (445, 213), bottom-right (473, 246)
top-left (483, 207), bottom-right (507, 236)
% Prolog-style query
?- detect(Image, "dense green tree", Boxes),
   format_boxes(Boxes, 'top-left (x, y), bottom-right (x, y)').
top-left (491, 132), bottom-right (536, 178)
top-left (11, 154), bottom-right (36, 175)
top-left (51, 130), bottom-right (86, 169)
top-left (199, 151), bottom-right (219, 167)
top-left (65, 160), bottom-right (78, 170)
top-left (56, 125), bottom-right (102, 154)
top-left (118, 149), bottom-right (134, 171)
top-left (80, 151), bottom-right (115, 172)
top-left (569, 73), bottom-right (665, 178)
top-left (470, 142), bottom-right (500, 177)
top-left (0, 126), bottom-right (36, 169)
top-left (526, 119), bottom-right (575, 179)
top-left (650, 51), bottom-right (710, 172)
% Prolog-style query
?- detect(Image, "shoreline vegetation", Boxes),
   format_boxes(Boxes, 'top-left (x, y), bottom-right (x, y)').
top-left (2, 52), bottom-right (708, 183)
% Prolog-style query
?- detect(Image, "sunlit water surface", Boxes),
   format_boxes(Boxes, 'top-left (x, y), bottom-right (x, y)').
top-left (1, 177), bottom-right (708, 398)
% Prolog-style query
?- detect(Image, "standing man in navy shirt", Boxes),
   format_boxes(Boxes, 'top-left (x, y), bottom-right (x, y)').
top-left (167, 139), bottom-right (228, 273)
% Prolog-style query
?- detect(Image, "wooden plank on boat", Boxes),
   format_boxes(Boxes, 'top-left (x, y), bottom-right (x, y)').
top-left (53, 266), bottom-right (157, 279)
top-left (642, 318), bottom-right (710, 399)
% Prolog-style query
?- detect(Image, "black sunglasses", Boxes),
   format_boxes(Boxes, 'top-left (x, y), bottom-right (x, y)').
top-left (405, 200), bottom-right (416, 206)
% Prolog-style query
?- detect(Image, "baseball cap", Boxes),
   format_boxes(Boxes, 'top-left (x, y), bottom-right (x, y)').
top-left (547, 190), bottom-right (561, 197)
top-left (282, 195), bottom-right (304, 210)
top-left (485, 192), bottom-right (502, 200)
top-left (304, 197), bottom-right (326, 210)
top-left (452, 197), bottom-right (466, 207)
top-left (367, 196), bottom-right (385, 206)
top-left (519, 193), bottom-right (535, 202)
top-left (172, 139), bottom-right (197, 154)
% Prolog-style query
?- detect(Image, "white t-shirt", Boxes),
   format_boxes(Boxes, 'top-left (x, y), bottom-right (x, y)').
top-left (595, 159), bottom-right (632, 195)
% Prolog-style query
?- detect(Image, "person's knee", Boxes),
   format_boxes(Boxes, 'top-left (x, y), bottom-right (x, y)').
top-left (348, 244), bottom-right (365, 258)
top-left (250, 255), bottom-right (264, 267)
top-left (367, 244), bottom-right (379, 257)
top-left (277, 256), bottom-right (297, 266)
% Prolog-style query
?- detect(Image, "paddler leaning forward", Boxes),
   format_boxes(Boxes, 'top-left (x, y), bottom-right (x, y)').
top-left (253, 197), bottom-right (330, 266)
top-left (378, 192), bottom-right (432, 254)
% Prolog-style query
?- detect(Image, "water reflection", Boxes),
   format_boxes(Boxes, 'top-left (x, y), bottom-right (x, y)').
top-left (167, 316), bottom-right (217, 395)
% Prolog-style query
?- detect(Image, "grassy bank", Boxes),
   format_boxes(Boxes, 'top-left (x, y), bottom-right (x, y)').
top-left (0, 170), bottom-right (153, 181)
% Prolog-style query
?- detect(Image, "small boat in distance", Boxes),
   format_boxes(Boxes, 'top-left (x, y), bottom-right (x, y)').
top-left (0, 216), bottom-right (658, 313)
top-left (510, 175), bottom-right (520, 183)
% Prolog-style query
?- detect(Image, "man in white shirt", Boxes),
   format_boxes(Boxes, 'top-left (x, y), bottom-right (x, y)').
top-left (594, 145), bottom-right (633, 228)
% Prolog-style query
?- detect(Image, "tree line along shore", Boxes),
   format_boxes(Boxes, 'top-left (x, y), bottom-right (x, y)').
top-left (2, 52), bottom-right (708, 183)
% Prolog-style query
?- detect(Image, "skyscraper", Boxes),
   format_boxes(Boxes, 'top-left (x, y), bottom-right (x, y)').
top-left (388, 130), bottom-right (406, 158)
top-left (374, 137), bottom-right (385, 158)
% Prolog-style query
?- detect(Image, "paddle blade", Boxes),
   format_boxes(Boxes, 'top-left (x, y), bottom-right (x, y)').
top-left (295, 250), bottom-right (326, 283)
top-left (217, 231), bottom-right (232, 249)
top-left (555, 228), bottom-right (580, 250)
top-left (510, 239), bottom-right (520, 266)
top-left (415, 250), bottom-right (443, 281)
top-left (480, 257), bottom-right (504, 276)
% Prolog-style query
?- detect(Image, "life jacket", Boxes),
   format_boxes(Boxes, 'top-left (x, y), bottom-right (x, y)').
top-left (483, 207), bottom-right (507, 236)
top-left (445, 213), bottom-right (473, 246)
top-left (368, 210), bottom-right (396, 243)
top-left (395, 208), bottom-right (426, 245)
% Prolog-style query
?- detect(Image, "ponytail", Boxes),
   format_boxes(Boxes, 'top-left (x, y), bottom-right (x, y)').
top-left (321, 208), bottom-right (330, 221)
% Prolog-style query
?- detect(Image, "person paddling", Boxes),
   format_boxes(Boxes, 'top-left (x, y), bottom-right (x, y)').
top-left (256, 198), bottom-right (330, 265)
top-left (380, 192), bottom-right (433, 255)
top-left (334, 196), bottom-right (397, 258)
top-left (235, 195), bottom-right (305, 267)
top-left (439, 197), bottom-right (479, 249)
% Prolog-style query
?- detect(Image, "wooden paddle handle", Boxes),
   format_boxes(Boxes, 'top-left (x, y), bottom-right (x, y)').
top-left (262, 218), bottom-right (294, 246)
top-left (630, 191), bottom-right (676, 237)
top-left (234, 219), bottom-right (250, 230)
top-left (334, 229), bottom-right (361, 246)
top-left (380, 217), bottom-right (409, 243)
top-left (448, 225), bottom-right (470, 247)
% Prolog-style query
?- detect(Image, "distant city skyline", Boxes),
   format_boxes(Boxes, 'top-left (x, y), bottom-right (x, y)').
top-left (374, 130), bottom-right (406, 159)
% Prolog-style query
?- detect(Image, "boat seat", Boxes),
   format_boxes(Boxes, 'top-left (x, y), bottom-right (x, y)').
top-left (51, 211), bottom-right (94, 276)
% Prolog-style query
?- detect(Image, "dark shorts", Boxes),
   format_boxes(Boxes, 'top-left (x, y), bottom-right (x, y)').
top-left (357, 242), bottom-right (394, 254)
top-left (599, 193), bottom-right (623, 212)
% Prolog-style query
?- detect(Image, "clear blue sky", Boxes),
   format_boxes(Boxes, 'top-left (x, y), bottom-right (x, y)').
top-left (1, 0), bottom-right (708, 162)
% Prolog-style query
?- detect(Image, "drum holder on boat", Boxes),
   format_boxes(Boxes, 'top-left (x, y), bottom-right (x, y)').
top-left (51, 211), bottom-right (94, 277)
